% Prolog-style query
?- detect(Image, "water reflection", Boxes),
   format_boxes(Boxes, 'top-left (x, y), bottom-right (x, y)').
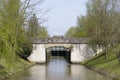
top-left (11, 58), bottom-right (112, 80)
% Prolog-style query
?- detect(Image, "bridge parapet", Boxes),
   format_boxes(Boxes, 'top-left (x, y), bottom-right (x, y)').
top-left (31, 37), bottom-right (89, 44)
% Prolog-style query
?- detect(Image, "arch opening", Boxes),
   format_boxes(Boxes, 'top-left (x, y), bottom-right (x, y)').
top-left (46, 46), bottom-right (71, 63)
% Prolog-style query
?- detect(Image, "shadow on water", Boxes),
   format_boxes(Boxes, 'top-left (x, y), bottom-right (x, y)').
top-left (10, 58), bottom-right (112, 80)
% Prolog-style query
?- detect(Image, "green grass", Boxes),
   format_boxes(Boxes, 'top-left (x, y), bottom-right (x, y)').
top-left (84, 45), bottom-right (120, 80)
top-left (0, 57), bottom-right (33, 79)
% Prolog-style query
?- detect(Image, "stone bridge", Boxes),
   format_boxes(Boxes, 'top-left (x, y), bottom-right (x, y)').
top-left (31, 37), bottom-right (89, 44)
top-left (28, 37), bottom-right (97, 63)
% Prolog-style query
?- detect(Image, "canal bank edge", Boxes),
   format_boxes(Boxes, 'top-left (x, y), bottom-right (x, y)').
top-left (84, 65), bottom-right (120, 80)
top-left (0, 61), bottom-right (35, 80)
top-left (83, 48), bottom-right (120, 80)
top-left (8, 63), bottom-right (35, 79)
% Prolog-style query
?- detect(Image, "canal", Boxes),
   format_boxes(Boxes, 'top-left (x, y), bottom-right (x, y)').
top-left (10, 57), bottom-right (112, 80)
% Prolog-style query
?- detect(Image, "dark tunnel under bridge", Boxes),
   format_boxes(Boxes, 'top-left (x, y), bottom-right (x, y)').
top-left (46, 46), bottom-right (71, 63)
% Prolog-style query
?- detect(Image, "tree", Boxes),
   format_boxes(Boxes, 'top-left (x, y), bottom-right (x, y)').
top-left (27, 14), bottom-right (39, 37)
top-left (0, 0), bottom-right (46, 70)
top-left (85, 0), bottom-right (120, 60)
top-left (74, 16), bottom-right (88, 37)
top-left (37, 26), bottom-right (49, 38)
top-left (65, 27), bottom-right (76, 38)
top-left (0, 0), bottom-right (23, 67)
top-left (70, 0), bottom-right (120, 61)
top-left (27, 14), bottom-right (49, 38)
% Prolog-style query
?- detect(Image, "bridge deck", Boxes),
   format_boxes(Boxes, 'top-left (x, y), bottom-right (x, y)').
top-left (31, 37), bottom-right (89, 44)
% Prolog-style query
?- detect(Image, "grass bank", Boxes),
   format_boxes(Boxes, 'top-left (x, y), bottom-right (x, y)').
top-left (0, 58), bottom-right (34, 80)
top-left (83, 46), bottom-right (120, 80)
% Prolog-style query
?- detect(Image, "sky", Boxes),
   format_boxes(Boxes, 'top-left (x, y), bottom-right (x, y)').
top-left (36, 0), bottom-right (88, 36)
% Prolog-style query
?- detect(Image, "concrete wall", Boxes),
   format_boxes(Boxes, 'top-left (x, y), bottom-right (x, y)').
top-left (28, 44), bottom-right (96, 63)
top-left (28, 44), bottom-right (46, 63)
top-left (71, 44), bottom-right (95, 63)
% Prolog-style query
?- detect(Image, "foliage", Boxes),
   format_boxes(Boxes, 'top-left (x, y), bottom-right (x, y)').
top-left (37, 26), bottom-right (49, 38)
top-left (27, 14), bottom-right (49, 38)
top-left (65, 17), bottom-right (87, 38)
top-left (84, 44), bottom-right (120, 79)
top-left (0, 0), bottom-right (24, 68)
top-left (0, 0), bottom-right (48, 77)
top-left (65, 27), bottom-right (76, 38)
top-left (74, 16), bottom-right (88, 37)
top-left (85, 0), bottom-right (120, 59)
top-left (66, 0), bottom-right (120, 61)
top-left (27, 14), bottom-right (39, 37)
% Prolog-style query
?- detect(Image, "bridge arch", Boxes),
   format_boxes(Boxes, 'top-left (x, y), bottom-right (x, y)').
top-left (45, 46), bottom-right (71, 63)
top-left (45, 46), bottom-right (71, 52)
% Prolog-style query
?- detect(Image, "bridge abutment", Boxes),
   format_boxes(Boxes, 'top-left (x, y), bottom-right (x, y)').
top-left (28, 43), bottom-right (96, 64)
top-left (28, 44), bottom-right (46, 63)
top-left (28, 37), bottom-right (98, 63)
top-left (71, 44), bottom-right (95, 63)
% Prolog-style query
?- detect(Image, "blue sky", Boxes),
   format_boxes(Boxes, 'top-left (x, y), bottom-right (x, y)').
top-left (36, 0), bottom-right (88, 36)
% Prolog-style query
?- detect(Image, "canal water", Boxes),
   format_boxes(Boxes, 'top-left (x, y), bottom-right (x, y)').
top-left (10, 58), bottom-right (112, 80)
